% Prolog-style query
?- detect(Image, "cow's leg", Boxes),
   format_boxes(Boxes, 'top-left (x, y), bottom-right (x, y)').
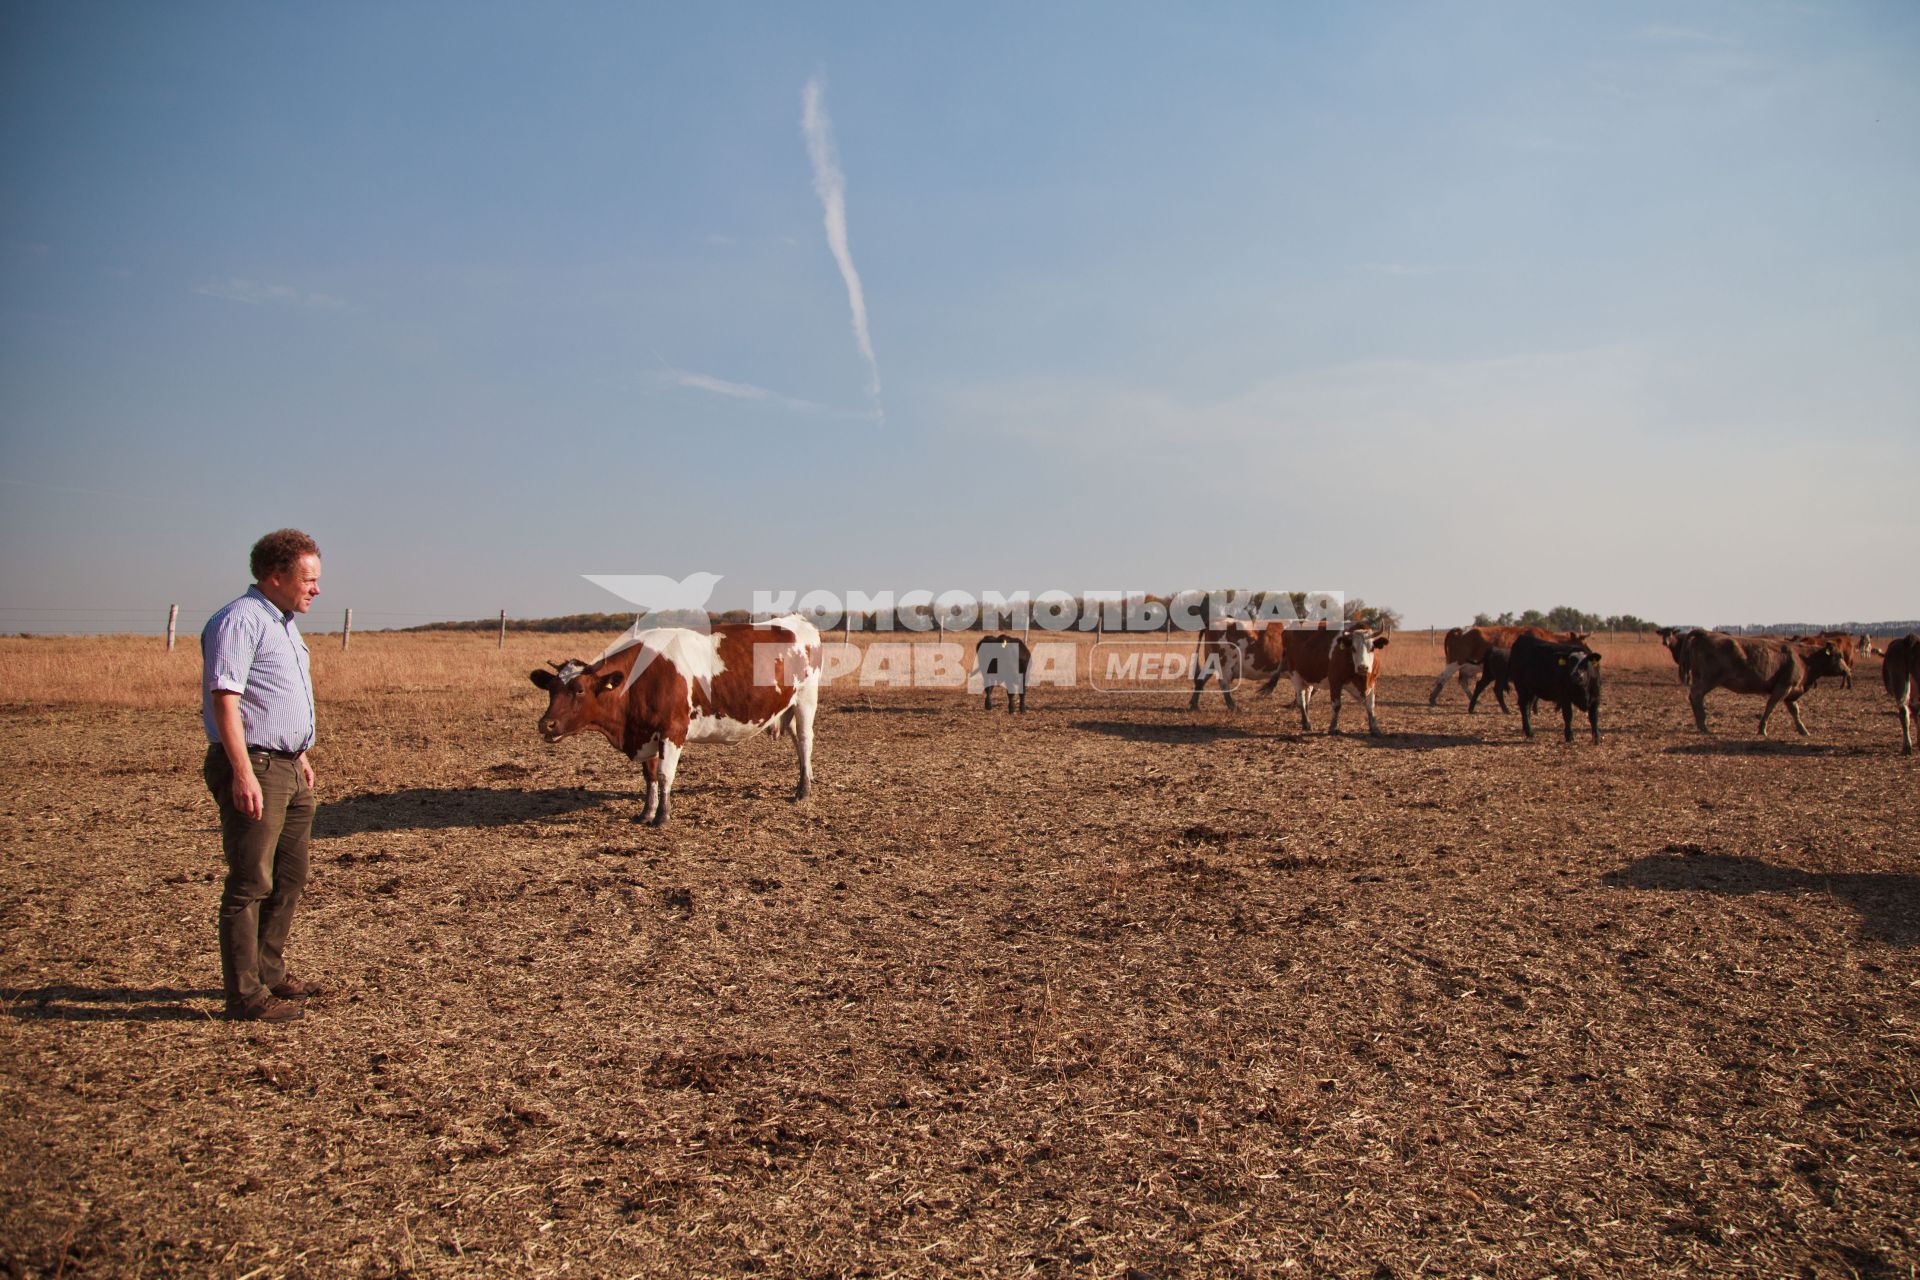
top-left (791, 679), bottom-right (818, 800)
top-left (1363, 684), bottom-right (1382, 737)
top-left (1328, 680), bottom-right (1344, 735)
top-left (1785, 693), bottom-right (1811, 737)
top-left (1467, 669), bottom-right (1488, 714)
top-left (1588, 700), bottom-right (1601, 744)
top-left (1291, 673), bottom-right (1312, 732)
top-left (1895, 669), bottom-right (1918, 754)
top-left (1428, 664), bottom-right (1460, 706)
top-left (1757, 690), bottom-right (1785, 737)
top-left (1188, 661), bottom-right (1208, 711)
top-left (1519, 694), bottom-right (1534, 739)
top-left (638, 757), bottom-right (660, 824)
top-left (650, 740), bottom-right (682, 826)
top-left (1016, 682), bottom-right (1026, 713)
top-left (1561, 700), bottom-right (1575, 743)
top-left (1689, 679), bottom-right (1712, 734)
top-left (984, 684), bottom-right (995, 712)
top-left (1257, 667), bottom-right (1285, 697)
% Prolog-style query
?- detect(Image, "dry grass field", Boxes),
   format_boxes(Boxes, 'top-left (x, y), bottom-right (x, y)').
top-left (1, 630), bottom-right (1916, 1278)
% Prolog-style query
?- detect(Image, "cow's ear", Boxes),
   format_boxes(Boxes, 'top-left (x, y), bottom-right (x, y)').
top-left (597, 671), bottom-right (626, 693)
top-left (530, 670), bottom-right (559, 691)
top-left (1588, 653), bottom-right (1602, 663)
top-left (1373, 636), bottom-right (1390, 649)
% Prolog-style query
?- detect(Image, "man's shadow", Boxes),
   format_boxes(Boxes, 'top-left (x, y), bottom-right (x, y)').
top-left (1604, 849), bottom-right (1920, 946)
top-left (3, 986), bottom-right (221, 1023)
top-left (316, 786), bottom-right (625, 837)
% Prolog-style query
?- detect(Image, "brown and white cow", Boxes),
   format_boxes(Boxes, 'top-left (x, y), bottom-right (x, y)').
top-left (529, 615), bottom-right (822, 826)
top-left (1874, 633), bottom-right (1919, 755)
top-left (1188, 619), bottom-right (1286, 711)
top-left (1684, 633), bottom-right (1850, 737)
top-left (1278, 627), bottom-right (1391, 736)
top-left (1428, 626), bottom-right (1587, 706)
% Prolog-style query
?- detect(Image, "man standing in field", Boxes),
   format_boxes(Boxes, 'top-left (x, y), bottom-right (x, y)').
top-left (200, 529), bottom-right (324, 1023)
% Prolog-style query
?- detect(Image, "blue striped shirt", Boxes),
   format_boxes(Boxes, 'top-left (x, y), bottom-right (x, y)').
top-left (201, 587), bottom-right (316, 753)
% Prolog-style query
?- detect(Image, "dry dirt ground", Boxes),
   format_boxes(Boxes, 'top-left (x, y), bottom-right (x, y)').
top-left (2, 649), bottom-right (1917, 1278)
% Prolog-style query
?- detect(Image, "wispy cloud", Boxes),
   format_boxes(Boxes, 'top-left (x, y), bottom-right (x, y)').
top-left (801, 74), bottom-right (883, 419)
top-left (195, 278), bottom-right (346, 310)
top-left (650, 363), bottom-right (881, 422)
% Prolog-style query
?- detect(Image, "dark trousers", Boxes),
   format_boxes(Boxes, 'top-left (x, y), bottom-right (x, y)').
top-left (204, 746), bottom-right (315, 1008)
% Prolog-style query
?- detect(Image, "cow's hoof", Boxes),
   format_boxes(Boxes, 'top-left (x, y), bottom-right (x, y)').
top-left (647, 811), bottom-right (670, 828)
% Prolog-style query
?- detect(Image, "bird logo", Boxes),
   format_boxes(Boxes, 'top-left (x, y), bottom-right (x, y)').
top-left (582, 572), bottom-right (724, 631)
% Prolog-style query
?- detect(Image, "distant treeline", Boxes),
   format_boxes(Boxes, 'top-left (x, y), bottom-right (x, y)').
top-left (408, 607), bottom-right (1920, 637)
top-left (404, 591), bottom-right (1406, 635)
top-left (1467, 608), bottom-right (1920, 636)
top-left (1472, 607), bottom-right (1661, 633)
top-left (1711, 621), bottom-right (1920, 637)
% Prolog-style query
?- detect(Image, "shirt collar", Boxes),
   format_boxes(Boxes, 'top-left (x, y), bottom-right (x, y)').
top-left (245, 585), bottom-right (295, 624)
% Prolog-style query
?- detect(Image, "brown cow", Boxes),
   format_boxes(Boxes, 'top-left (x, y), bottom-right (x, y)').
top-left (1658, 627), bottom-right (1709, 685)
top-left (1875, 633), bottom-right (1919, 754)
top-left (529, 616), bottom-right (821, 826)
top-left (1277, 627), bottom-right (1391, 736)
top-left (1188, 619), bottom-right (1287, 711)
top-left (1428, 625), bottom-right (1587, 707)
top-left (1790, 631), bottom-right (1861, 688)
top-left (1684, 633), bottom-right (1850, 737)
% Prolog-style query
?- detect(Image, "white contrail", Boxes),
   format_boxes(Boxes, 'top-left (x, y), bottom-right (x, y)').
top-left (802, 75), bottom-right (883, 416)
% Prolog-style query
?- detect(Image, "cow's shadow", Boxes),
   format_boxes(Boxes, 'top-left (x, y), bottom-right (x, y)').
top-left (1351, 732), bottom-right (1498, 749)
top-left (316, 786), bottom-right (626, 837)
top-left (1604, 852), bottom-right (1920, 946)
top-left (1072, 719), bottom-right (1267, 745)
top-left (830, 705), bottom-right (945, 716)
top-left (1662, 740), bottom-right (1858, 758)
top-left (3, 985), bottom-right (221, 1023)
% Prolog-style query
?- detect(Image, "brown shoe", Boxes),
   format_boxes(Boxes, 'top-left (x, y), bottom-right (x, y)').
top-left (270, 975), bottom-right (324, 999)
top-left (228, 996), bottom-right (305, 1023)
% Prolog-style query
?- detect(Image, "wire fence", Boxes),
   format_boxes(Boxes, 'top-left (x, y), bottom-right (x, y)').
top-left (0, 606), bottom-right (508, 638)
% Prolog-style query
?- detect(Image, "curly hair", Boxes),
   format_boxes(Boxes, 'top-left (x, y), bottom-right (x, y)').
top-left (250, 529), bottom-right (321, 581)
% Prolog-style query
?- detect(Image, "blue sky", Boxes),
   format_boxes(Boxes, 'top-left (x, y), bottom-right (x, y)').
top-left (2, 2), bottom-right (1915, 633)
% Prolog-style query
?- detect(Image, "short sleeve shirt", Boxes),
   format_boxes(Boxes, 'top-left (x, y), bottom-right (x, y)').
top-left (201, 587), bottom-right (316, 752)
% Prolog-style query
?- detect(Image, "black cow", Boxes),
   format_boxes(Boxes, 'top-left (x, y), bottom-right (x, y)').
top-left (1467, 645), bottom-right (1512, 714)
top-left (975, 634), bottom-right (1031, 713)
top-left (1510, 633), bottom-right (1602, 743)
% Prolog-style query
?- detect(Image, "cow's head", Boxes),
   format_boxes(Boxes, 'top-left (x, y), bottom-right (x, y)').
top-left (1805, 642), bottom-right (1851, 682)
top-left (1565, 649), bottom-right (1603, 707)
top-left (1338, 628), bottom-right (1389, 673)
top-left (529, 659), bottom-right (626, 742)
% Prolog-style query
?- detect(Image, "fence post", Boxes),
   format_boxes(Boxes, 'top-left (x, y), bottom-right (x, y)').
top-left (166, 604), bottom-right (178, 651)
top-left (342, 607), bottom-right (352, 650)
top-left (498, 609), bottom-right (507, 650)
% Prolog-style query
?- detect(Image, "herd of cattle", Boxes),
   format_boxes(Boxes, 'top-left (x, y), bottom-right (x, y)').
top-left (527, 615), bottom-right (1920, 824)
